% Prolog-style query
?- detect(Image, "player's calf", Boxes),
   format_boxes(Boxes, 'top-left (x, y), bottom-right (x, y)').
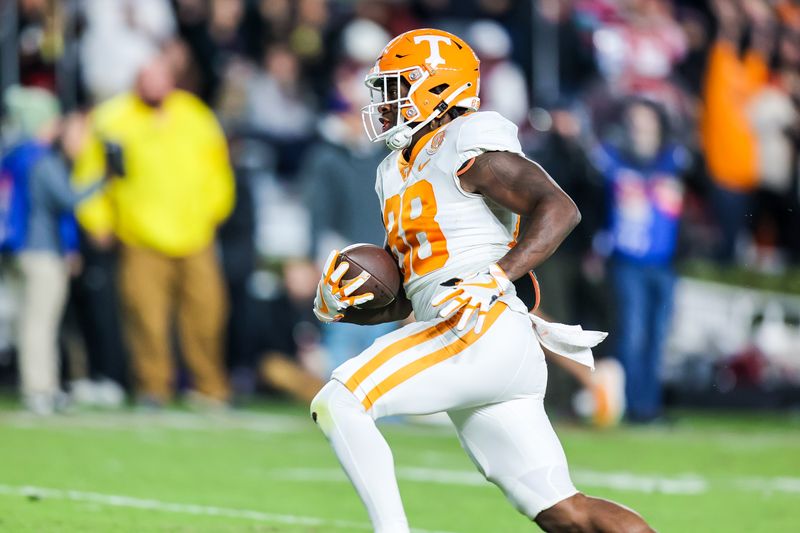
top-left (310, 380), bottom-right (411, 533)
top-left (535, 494), bottom-right (593, 532)
top-left (535, 493), bottom-right (655, 533)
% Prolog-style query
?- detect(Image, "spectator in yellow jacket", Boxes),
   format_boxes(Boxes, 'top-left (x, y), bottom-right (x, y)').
top-left (72, 54), bottom-right (235, 407)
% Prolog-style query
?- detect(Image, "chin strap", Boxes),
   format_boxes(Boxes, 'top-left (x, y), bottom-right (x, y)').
top-left (385, 81), bottom-right (474, 151)
top-left (386, 126), bottom-right (414, 151)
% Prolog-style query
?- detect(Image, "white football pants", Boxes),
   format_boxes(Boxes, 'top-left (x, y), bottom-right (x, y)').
top-left (311, 303), bottom-right (577, 532)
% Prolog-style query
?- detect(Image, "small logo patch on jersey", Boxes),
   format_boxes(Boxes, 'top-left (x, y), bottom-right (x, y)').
top-left (417, 159), bottom-right (431, 172)
top-left (426, 130), bottom-right (446, 155)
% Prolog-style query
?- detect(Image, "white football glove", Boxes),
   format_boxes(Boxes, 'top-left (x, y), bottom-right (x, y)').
top-left (431, 263), bottom-right (512, 334)
top-left (313, 249), bottom-right (375, 323)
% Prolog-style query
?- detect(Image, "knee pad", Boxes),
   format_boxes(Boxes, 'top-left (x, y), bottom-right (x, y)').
top-left (492, 465), bottom-right (578, 520)
top-left (310, 380), bottom-right (364, 433)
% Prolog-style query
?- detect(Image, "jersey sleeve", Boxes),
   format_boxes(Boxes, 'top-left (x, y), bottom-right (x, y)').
top-left (455, 111), bottom-right (524, 165)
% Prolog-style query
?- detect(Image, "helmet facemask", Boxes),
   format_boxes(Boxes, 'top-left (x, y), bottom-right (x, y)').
top-left (361, 66), bottom-right (430, 151)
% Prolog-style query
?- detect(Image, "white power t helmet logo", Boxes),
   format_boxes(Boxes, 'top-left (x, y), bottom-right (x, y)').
top-left (413, 35), bottom-right (452, 68)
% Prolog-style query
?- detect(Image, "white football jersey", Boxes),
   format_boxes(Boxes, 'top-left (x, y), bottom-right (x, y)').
top-left (375, 111), bottom-right (529, 320)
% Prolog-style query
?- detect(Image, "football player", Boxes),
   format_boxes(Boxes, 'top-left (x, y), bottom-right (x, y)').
top-left (311, 29), bottom-right (654, 532)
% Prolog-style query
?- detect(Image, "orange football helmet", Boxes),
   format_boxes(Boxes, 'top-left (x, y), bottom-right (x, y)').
top-left (362, 28), bottom-right (481, 150)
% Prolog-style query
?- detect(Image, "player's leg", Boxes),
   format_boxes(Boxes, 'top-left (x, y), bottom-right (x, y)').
top-left (311, 380), bottom-right (408, 533)
top-left (310, 317), bottom-right (448, 533)
top-left (448, 397), bottom-right (577, 522)
top-left (311, 304), bottom-right (535, 533)
top-left (536, 493), bottom-right (653, 533)
top-left (449, 397), bottom-right (653, 532)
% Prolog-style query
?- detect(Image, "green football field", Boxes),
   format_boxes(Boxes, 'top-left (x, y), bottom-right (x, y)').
top-left (0, 402), bottom-right (798, 533)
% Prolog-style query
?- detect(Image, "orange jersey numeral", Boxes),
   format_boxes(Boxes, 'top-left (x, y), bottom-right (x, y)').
top-left (383, 180), bottom-right (449, 281)
top-left (383, 194), bottom-right (412, 276)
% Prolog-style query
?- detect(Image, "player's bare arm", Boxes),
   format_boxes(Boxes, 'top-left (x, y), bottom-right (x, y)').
top-left (458, 152), bottom-right (581, 281)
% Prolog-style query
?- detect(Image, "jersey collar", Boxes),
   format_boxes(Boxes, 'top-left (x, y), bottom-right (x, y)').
top-left (397, 126), bottom-right (442, 180)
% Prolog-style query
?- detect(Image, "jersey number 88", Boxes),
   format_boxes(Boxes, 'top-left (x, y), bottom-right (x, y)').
top-left (383, 180), bottom-right (449, 282)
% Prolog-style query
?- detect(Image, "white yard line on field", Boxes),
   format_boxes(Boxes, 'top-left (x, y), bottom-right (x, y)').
top-left (269, 466), bottom-right (800, 496)
top-left (734, 477), bottom-right (800, 493)
top-left (2, 411), bottom-right (797, 447)
top-left (269, 466), bottom-right (706, 494)
top-left (0, 411), bottom-right (309, 433)
top-left (0, 484), bottom-right (456, 533)
top-left (571, 470), bottom-right (707, 494)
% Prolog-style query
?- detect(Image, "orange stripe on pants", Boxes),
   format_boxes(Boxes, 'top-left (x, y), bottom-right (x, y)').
top-left (344, 315), bottom-right (458, 393)
top-left (361, 303), bottom-right (507, 410)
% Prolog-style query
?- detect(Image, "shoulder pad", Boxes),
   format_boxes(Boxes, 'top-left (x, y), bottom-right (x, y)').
top-left (455, 111), bottom-right (523, 158)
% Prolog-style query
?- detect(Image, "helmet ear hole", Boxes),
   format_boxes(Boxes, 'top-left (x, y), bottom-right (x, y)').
top-left (429, 83), bottom-right (449, 95)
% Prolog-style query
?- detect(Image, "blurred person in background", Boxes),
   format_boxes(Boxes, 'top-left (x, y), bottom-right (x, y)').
top-left (353, 0), bottom-right (418, 39)
top-left (535, 0), bottom-right (598, 100)
top-left (72, 54), bottom-right (235, 408)
top-left (531, 103), bottom-right (605, 331)
top-left (473, 0), bottom-right (533, 74)
top-left (409, 0), bottom-right (458, 28)
top-left (594, 0), bottom-right (687, 98)
top-left (255, 259), bottom-right (324, 403)
top-left (701, 0), bottom-right (773, 263)
top-left (673, 5), bottom-right (714, 99)
top-left (593, 98), bottom-right (688, 423)
top-left (777, 13), bottom-right (800, 264)
top-left (466, 20), bottom-right (529, 128)
top-left (590, 0), bottom-right (689, 117)
top-left (80, 0), bottom-right (176, 103)
top-left (69, 0), bottom-right (178, 407)
top-left (748, 21), bottom-right (800, 267)
top-left (290, 0), bottom-right (331, 89)
top-left (245, 42), bottom-right (316, 178)
top-left (217, 135), bottom-right (258, 396)
top-left (528, 103), bottom-right (626, 427)
top-left (16, 0), bottom-right (63, 92)
top-left (66, 226), bottom-right (129, 408)
top-left (240, 0), bottom-right (294, 58)
top-left (1, 87), bottom-right (107, 414)
top-left (300, 19), bottom-right (397, 376)
top-left (175, 0), bottom-right (248, 104)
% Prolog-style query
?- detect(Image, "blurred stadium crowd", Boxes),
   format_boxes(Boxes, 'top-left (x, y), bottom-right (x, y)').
top-left (1, 0), bottom-right (799, 418)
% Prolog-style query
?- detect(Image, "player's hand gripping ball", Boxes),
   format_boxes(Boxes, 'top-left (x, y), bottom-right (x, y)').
top-left (313, 249), bottom-right (373, 323)
top-left (432, 263), bottom-right (512, 334)
top-left (313, 245), bottom-right (401, 323)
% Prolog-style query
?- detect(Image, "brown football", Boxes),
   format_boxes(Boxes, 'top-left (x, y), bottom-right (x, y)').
top-left (336, 244), bottom-right (401, 309)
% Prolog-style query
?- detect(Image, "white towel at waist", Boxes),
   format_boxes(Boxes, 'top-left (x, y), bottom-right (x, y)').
top-left (529, 314), bottom-right (607, 371)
